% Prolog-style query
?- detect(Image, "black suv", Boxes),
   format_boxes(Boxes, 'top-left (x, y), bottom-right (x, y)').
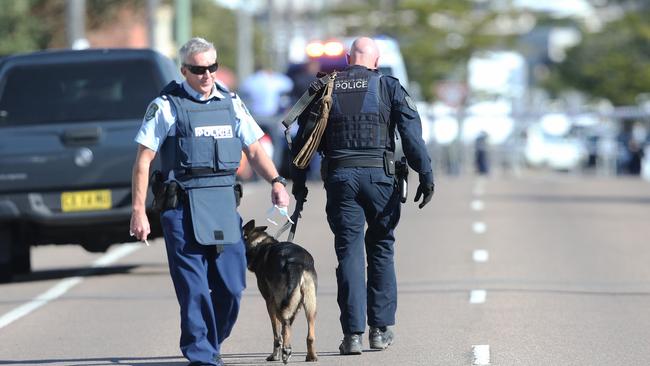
top-left (0, 48), bottom-right (179, 281)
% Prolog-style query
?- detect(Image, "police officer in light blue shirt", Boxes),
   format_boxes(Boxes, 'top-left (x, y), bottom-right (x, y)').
top-left (130, 37), bottom-right (290, 366)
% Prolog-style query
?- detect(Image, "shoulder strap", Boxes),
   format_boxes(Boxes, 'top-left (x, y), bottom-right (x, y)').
top-left (291, 71), bottom-right (337, 169)
top-left (281, 72), bottom-right (333, 129)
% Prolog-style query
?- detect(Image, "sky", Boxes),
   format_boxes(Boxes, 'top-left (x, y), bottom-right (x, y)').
top-left (512, 0), bottom-right (595, 17)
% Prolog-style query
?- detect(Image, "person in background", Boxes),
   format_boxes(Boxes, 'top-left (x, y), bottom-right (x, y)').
top-left (239, 64), bottom-right (293, 119)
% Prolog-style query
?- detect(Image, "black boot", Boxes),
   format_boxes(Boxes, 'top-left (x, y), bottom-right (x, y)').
top-left (339, 333), bottom-right (363, 355)
top-left (369, 327), bottom-right (394, 350)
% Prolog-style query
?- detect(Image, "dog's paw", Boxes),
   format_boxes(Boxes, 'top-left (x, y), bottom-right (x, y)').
top-left (266, 350), bottom-right (281, 361)
top-left (282, 347), bottom-right (292, 364)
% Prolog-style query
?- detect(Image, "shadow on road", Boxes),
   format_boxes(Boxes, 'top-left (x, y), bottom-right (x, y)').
top-left (0, 352), bottom-right (345, 366)
top-left (0, 355), bottom-right (184, 365)
top-left (9, 263), bottom-right (170, 284)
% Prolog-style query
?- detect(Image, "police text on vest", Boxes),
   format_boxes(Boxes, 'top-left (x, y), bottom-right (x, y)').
top-left (195, 125), bottom-right (234, 139)
top-left (335, 78), bottom-right (369, 91)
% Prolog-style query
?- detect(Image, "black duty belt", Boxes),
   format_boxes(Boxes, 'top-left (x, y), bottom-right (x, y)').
top-left (327, 158), bottom-right (384, 170)
top-left (182, 168), bottom-right (236, 176)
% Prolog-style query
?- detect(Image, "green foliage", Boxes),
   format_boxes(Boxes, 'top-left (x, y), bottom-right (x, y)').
top-left (546, 9), bottom-right (650, 106)
top-left (0, 0), bottom-right (146, 54)
top-left (190, 0), bottom-right (267, 75)
top-left (0, 0), bottom-right (55, 55)
top-left (329, 0), bottom-right (508, 101)
top-left (190, 0), bottom-right (238, 70)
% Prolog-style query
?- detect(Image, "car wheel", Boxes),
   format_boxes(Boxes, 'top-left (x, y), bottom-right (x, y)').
top-left (0, 225), bottom-right (14, 283)
top-left (81, 242), bottom-right (113, 253)
top-left (11, 237), bottom-right (31, 275)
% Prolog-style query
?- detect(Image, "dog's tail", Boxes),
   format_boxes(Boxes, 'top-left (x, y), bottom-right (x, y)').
top-left (281, 262), bottom-right (305, 310)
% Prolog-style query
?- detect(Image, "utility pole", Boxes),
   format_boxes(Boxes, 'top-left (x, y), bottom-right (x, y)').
top-left (66, 0), bottom-right (88, 49)
top-left (237, 7), bottom-right (254, 82)
top-left (267, 0), bottom-right (279, 70)
top-left (147, 0), bottom-right (160, 49)
top-left (174, 0), bottom-right (191, 59)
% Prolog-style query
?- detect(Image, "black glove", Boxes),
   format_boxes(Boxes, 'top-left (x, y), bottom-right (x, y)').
top-left (414, 182), bottom-right (434, 209)
top-left (292, 183), bottom-right (308, 202)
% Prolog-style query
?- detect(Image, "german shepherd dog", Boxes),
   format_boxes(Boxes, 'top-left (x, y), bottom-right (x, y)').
top-left (242, 220), bottom-right (318, 363)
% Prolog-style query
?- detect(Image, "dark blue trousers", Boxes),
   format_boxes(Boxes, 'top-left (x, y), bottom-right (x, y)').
top-left (161, 202), bottom-right (246, 365)
top-left (324, 167), bottom-right (401, 334)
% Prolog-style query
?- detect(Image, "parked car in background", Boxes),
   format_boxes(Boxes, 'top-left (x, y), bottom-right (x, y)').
top-left (524, 121), bottom-right (588, 171)
top-left (0, 48), bottom-right (180, 282)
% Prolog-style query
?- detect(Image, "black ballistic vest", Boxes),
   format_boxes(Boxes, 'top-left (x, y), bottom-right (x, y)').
top-left (324, 68), bottom-right (391, 159)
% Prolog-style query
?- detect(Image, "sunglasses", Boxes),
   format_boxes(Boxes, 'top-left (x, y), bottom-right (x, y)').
top-left (183, 62), bottom-right (219, 75)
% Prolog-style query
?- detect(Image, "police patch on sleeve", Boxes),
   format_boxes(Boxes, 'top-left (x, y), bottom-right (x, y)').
top-left (144, 103), bottom-right (159, 121)
top-left (233, 94), bottom-right (253, 118)
top-left (405, 95), bottom-right (418, 112)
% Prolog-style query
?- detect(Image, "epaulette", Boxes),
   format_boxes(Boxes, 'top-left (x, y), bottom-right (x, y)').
top-left (160, 80), bottom-right (183, 97)
top-left (382, 74), bottom-right (399, 83)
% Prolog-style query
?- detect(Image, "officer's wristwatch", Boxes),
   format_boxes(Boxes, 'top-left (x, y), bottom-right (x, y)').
top-left (271, 176), bottom-right (287, 187)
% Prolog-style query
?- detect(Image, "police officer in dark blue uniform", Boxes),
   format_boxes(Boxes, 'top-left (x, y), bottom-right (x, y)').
top-left (291, 37), bottom-right (434, 355)
top-left (130, 37), bottom-right (290, 366)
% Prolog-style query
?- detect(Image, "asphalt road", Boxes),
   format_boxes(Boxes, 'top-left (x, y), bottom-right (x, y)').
top-left (1, 173), bottom-right (650, 366)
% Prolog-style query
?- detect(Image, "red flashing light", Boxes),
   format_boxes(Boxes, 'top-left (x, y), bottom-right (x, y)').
top-left (306, 40), bottom-right (345, 58)
top-left (324, 41), bottom-right (345, 56)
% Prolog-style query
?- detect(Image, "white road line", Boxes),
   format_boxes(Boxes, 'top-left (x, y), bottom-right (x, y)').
top-left (0, 243), bottom-right (141, 330)
top-left (472, 344), bottom-right (490, 365)
top-left (472, 222), bottom-right (487, 234)
top-left (472, 249), bottom-right (489, 263)
top-left (469, 290), bottom-right (487, 304)
top-left (471, 199), bottom-right (484, 211)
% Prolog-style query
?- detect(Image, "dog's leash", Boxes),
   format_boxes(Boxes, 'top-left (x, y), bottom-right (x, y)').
top-left (274, 195), bottom-right (305, 241)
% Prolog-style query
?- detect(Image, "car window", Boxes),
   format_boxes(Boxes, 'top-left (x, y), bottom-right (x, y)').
top-left (0, 59), bottom-right (160, 125)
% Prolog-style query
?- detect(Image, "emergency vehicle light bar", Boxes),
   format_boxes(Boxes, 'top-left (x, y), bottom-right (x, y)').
top-left (306, 40), bottom-right (345, 58)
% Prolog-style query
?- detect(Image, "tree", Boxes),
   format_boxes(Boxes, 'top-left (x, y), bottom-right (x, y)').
top-left (328, 0), bottom-right (509, 101)
top-left (0, 1), bottom-right (53, 55)
top-left (191, 0), bottom-right (269, 83)
top-left (546, 6), bottom-right (650, 106)
top-left (0, 0), bottom-right (146, 55)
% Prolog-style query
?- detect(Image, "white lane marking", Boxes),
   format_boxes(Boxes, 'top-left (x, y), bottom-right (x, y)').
top-left (0, 277), bottom-right (82, 329)
top-left (469, 290), bottom-right (487, 304)
top-left (0, 243), bottom-right (141, 330)
top-left (471, 200), bottom-right (484, 211)
top-left (472, 249), bottom-right (489, 263)
top-left (472, 344), bottom-right (490, 365)
top-left (472, 222), bottom-right (487, 234)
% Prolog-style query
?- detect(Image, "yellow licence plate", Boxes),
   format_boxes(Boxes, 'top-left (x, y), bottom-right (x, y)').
top-left (61, 190), bottom-right (112, 212)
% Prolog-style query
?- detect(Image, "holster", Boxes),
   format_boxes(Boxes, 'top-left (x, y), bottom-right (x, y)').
top-left (383, 150), bottom-right (395, 176)
top-left (234, 182), bottom-right (243, 207)
top-left (151, 171), bottom-right (182, 213)
top-left (164, 181), bottom-right (180, 210)
top-left (151, 170), bottom-right (166, 212)
top-left (395, 157), bottom-right (409, 203)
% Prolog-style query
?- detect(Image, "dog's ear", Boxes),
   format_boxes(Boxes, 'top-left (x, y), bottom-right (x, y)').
top-left (256, 225), bottom-right (268, 233)
top-left (243, 219), bottom-right (255, 232)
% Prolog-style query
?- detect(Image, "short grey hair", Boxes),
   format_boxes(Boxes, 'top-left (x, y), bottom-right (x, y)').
top-left (179, 37), bottom-right (216, 64)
